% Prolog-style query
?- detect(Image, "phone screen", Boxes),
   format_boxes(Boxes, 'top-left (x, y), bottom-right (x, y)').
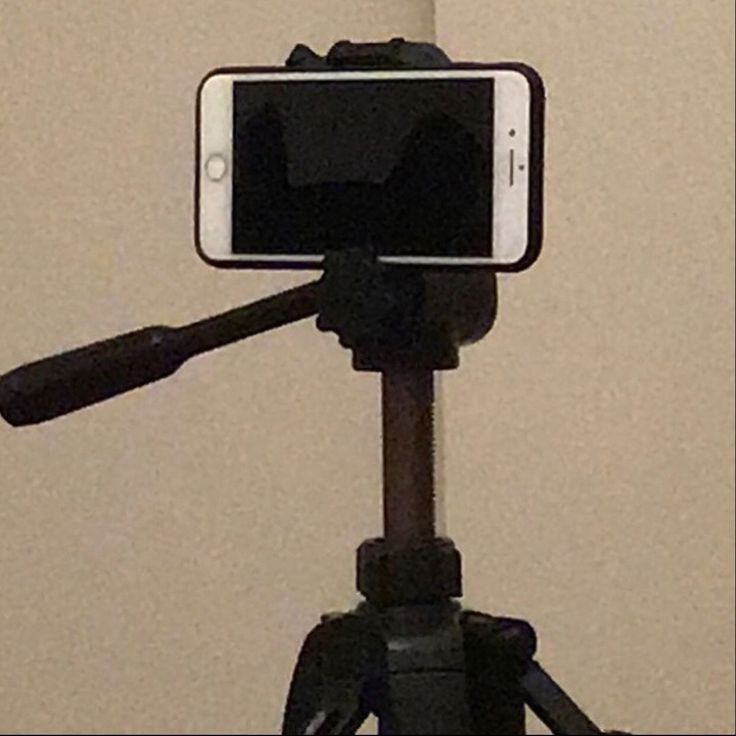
top-left (231, 78), bottom-right (494, 258)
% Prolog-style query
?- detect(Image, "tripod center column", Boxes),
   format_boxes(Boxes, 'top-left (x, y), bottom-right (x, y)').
top-left (381, 369), bottom-right (436, 546)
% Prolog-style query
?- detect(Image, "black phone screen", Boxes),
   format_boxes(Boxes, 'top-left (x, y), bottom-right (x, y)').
top-left (231, 77), bottom-right (493, 258)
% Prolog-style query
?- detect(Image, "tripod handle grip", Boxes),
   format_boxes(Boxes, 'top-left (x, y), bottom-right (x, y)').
top-left (0, 326), bottom-right (185, 427)
top-left (0, 280), bottom-right (321, 427)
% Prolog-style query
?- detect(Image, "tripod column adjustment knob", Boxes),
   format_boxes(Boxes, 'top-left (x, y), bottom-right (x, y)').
top-left (357, 537), bottom-right (462, 606)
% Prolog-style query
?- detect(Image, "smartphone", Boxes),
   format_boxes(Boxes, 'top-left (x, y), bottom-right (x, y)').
top-left (196, 64), bottom-right (544, 270)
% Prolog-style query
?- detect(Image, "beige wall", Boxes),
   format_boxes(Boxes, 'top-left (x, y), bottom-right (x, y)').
top-left (0, 1), bottom-right (733, 734)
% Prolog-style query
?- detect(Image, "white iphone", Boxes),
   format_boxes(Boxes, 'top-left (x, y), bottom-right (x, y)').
top-left (196, 63), bottom-right (544, 271)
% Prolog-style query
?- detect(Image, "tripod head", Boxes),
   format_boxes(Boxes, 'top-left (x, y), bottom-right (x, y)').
top-left (0, 248), bottom-right (493, 424)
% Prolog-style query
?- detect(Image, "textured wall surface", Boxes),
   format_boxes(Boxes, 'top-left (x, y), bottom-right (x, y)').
top-left (0, 1), bottom-right (733, 734)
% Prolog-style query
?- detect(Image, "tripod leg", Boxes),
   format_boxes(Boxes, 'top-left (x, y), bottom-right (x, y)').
top-left (461, 611), bottom-right (604, 735)
top-left (461, 612), bottom-right (530, 735)
top-left (282, 614), bottom-right (383, 735)
top-left (520, 662), bottom-right (602, 736)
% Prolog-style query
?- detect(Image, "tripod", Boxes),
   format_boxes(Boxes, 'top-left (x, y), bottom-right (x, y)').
top-left (0, 40), bottom-right (629, 736)
top-left (0, 252), bottom-right (620, 735)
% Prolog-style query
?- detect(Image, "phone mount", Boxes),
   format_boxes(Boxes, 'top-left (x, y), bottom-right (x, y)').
top-left (0, 39), bottom-right (630, 735)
